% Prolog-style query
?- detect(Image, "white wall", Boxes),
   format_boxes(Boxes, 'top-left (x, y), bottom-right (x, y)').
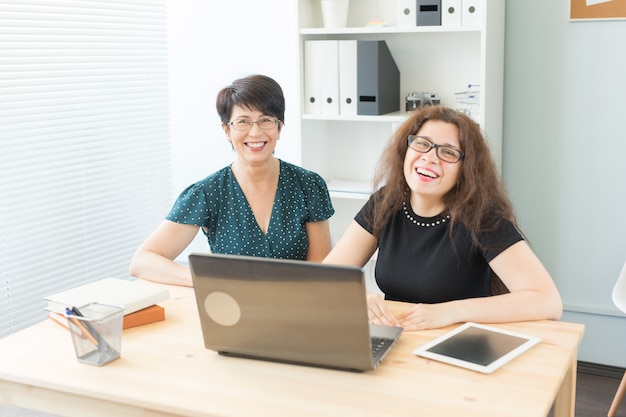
top-left (167, 0), bottom-right (301, 255)
top-left (503, 0), bottom-right (626, 366)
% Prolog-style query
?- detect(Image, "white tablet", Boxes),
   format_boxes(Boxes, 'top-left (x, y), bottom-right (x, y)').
top-left (412, 322), bottom-right (541, 374)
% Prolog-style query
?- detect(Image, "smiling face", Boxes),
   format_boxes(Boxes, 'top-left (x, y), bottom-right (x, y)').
top-left (222, 105), bottom-right (282, 166)
top-left (403, 119), bottom-right (462, 211)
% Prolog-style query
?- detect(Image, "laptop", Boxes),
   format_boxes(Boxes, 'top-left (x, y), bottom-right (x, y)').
top-left (188, 253), bottom-right (403, 372)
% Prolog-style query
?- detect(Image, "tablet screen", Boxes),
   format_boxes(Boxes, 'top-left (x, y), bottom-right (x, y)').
top-left (413, 322), bottom-right (541, 373)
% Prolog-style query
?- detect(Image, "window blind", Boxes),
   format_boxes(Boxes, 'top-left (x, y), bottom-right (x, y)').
top-left (0, 0), bottom-right (171, 337)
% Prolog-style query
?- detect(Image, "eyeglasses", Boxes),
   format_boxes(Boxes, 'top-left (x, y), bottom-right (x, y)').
top-left (227, 117), bottom-right (280, 131)
top-left (408, 135), bottom-right (464, 163)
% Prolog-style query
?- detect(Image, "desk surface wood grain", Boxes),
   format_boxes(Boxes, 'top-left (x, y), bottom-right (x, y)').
top-left (0, 283), bottom-right (584, 417)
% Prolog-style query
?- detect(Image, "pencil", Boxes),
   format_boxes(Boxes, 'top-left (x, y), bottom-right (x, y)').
top-left (65, 308), bottom-right (99, 347)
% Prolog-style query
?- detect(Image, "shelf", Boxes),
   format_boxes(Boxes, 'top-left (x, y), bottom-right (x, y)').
top-left (327, 180), bottom-right (372, 200)
top-left (302, 112), bottom-right (408, 123)
top-left (300, 25), bottom-right (481, 36)
top-left (329, 191), bottom-right (370, 200)
top-left (298, 0), bottom-right (505, 234)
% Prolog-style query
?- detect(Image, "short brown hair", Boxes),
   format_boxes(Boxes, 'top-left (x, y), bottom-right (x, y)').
top-left (216, 74), bottom-right (285, 125)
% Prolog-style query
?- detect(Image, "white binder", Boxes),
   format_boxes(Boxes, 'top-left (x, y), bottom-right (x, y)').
top-left (320, 40), bottom-right (339, 115)
top-left (462, 0), bottom-right (482, 26)
top-left (397, 0), bottom-right (416, 27)
top-left (304, 40), bottom-right (339, 115)
top-left (338, 40), bottom-right (357, 116)
top-left (304, 41), bottom-right (323, 114)
top-left (442, 0), bottom-right (462, 26)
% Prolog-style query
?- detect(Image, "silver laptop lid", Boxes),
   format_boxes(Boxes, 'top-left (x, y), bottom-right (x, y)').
top-left (189, 253), bottom-right (395, 371)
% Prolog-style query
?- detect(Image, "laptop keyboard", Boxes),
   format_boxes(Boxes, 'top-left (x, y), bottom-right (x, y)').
top-left (371, 337), bottom-right (395, 358)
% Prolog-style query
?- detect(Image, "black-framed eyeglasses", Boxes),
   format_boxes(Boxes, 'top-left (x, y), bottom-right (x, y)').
top-left (227, 117), bottom-right (280, 131)
top-left (407, 135), bottom-right (464, 163)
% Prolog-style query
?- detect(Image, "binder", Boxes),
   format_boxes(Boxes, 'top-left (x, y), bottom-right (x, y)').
top-left (397, 0), bottom-right (417, 26)
top-left (462, 0), bottom-right (482, 26)
top-left (304, 40), bottom-right (322, 114)
top-left (305, 40), bottom-right (400, 116)
top-left (303, 40), bottom-right (339, 115)
top-left (320, 40), bottom-right (339, 115)
top-left (357, 40), bottom-right (400, 116)
top-left (338, 40), bottom-right (357, 116)
top-left (416, 0), bottom-right (441, 26)
top-left (441, 0), bottom-right (462, 26)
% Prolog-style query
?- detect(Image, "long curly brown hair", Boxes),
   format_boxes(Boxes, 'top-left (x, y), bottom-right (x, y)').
top-left (370, 106), bottom-right (519, 251)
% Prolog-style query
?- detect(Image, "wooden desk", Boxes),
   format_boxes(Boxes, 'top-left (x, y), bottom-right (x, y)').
top-left (0, 284), bottom-right (584, 417)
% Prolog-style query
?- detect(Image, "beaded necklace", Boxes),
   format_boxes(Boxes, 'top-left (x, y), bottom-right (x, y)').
top-left (402, 201), bottom-right (450, 227)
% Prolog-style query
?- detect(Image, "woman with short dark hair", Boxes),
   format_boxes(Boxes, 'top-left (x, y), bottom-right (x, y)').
top-left (131, 75), bottom-right (334, 286)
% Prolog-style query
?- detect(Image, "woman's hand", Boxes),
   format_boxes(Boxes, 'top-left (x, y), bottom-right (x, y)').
top-left (366, 292), bottom-right (401, 327)
top-left (395, 303), bottom-right (456, 331)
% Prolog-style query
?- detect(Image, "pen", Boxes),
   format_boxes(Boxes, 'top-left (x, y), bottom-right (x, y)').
top-left (65, 307), bottom-right (99, 347)
top-left (70, 306), bottom-right (115, 354)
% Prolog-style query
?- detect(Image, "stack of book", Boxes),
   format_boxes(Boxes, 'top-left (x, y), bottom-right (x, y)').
top-left (45, 277), bottom-right (170, 330)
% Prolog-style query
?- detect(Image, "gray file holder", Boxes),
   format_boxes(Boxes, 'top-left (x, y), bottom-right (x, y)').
top-left (357, 40), bottom-right (400, 116)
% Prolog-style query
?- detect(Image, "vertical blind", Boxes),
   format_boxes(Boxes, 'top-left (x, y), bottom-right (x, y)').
top-left (0, 0), bottom-right (171, 337)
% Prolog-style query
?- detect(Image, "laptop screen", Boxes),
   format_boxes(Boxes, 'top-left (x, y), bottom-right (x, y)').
top-left (189, 253), bottom-right (401, 371)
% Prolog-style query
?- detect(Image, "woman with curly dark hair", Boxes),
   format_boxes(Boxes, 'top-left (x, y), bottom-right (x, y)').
top-left (324, 106), bottom-right (562, 330)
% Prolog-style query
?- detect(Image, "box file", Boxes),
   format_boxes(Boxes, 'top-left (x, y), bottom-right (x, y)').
top-left (304, 40), bottom-right (400, 116)
top-left (441, 0), bottom-right (462, 26)
top-left (462, 0), bottom-right (482, 26)
top-left (304, 40), bottom-right (340, 115)
top-left (320, 41), bottom-right (340, 115)
top-left (304, 41), bottom-right (323, 114)
top-left (397, 0), bottom-right (417, 27)
top-left (357, 40), bottom-right (400, 116)
top-left (416, 0), bottom-right (441, 26)
top-left (338, 40), bottom-right (357, 116)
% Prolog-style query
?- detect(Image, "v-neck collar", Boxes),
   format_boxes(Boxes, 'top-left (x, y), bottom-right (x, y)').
top-left (229, 159), bottom-right (282, 236)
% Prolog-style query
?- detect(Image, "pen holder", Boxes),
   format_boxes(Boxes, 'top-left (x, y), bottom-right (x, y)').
top-left (66, 302), bottom-right (124, 366)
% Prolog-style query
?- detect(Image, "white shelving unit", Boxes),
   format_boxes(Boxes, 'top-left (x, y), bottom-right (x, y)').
top-left (297, 0), bottom-right (505, 242)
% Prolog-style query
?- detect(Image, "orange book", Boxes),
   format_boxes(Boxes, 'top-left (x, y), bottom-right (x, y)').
top-left (49, 304), bottom-right (165, 330)
top-left (122, 304), bottom-right (165, 329)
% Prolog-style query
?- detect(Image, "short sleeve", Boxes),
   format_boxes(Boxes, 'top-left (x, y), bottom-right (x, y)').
top-left (304, 172), bottom-right (334, 222)
top-left (478, 220), bottom-right (525, 263)
top-left (354, 195), bottom-right (375, 234)
top-left (165, 182), bottom-right (212, 226)
top-left (281, 162), bottom-right (334, 222)
top-left (354, 188), bottom-right (387, 234)
top-left (165, 169), bottom-right (227, 227)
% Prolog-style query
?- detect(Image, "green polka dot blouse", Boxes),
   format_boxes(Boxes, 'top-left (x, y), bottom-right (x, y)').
top-left (166, 160), bottom-right (334, 260)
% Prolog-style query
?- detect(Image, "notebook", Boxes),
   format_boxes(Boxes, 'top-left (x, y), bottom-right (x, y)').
top-left (45, 277), bottom-right (170, 316)
top-left (413, 322), bottom-right (541, 374)
top-left (188, 253), bottom-right (403, 372)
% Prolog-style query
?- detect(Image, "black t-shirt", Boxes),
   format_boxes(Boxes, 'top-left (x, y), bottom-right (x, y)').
top-left (355, 198), bottom-right (523, 304)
